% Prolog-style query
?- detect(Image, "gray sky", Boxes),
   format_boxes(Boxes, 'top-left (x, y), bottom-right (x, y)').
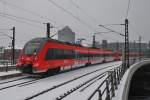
top-left (0, 0), bottom-right (149, 47)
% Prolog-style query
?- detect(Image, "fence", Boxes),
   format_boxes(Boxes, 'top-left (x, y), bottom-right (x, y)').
top-left (87, 66), bottom-right (124, 100)
top-left (0, 60), bottom-right (17, 72)
top-left (87, 58), bottom-right (140, 100)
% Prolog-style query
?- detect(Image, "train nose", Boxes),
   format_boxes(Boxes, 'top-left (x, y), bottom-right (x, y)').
top-left (25, 57), bottom-right (34, 63)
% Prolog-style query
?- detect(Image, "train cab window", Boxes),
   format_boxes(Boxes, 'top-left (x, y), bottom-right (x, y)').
top-left (23, 38), bottom-right (46, 55)
top-left (24, 42), bottom-right (41, 55)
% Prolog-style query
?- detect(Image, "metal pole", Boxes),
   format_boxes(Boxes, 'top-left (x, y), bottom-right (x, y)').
top-left (12, 27), bottom-right (15, 65)
top-left (139, 36), bottom-right (142, 61)
top-left (92, 35), bottom-right (96, 48)
top-left (47, 23), bottom-right (50, 38)
top-left (124, 19), bottom-right (129, 69)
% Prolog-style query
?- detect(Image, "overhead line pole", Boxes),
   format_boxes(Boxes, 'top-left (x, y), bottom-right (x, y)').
top-left (124, 19), bottom-right (129, 69)
top-left (46, 23), bottom-right (54, 38)
top-left (138, 36), bottom-right (142, 61)
top-left (92, 35), bottom-right (96, 48)
top-left (47, 23), bottom-right (50, 38)
top-left (11, 27), bottom-right (15, 65)
top-left (99, 25), bottom-right (125, 37)
top-left (99, 20), bottom-right (130, 69)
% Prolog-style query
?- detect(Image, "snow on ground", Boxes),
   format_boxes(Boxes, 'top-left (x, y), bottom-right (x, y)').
top-left (57, 75), bottom-right (108, 100)
top-left (0, 76), bottom-right (26, 83)
top-left (0, 70), bottom-right (21, 76)
top-left (0, 64), bottom-right (15, 67)
top-left (32, 69), bottom-right (109, 100)
top-left (0, 61), bottom-right (121, 100)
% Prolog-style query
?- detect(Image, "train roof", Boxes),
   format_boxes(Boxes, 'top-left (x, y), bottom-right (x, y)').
top-left (28, 37), bottom-right (91, 48)
top-left (28, 37), bottom-right (113, 52)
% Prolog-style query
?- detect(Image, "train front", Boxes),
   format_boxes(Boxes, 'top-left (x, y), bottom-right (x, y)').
top-left (17, 38), bottom-right (45, 74)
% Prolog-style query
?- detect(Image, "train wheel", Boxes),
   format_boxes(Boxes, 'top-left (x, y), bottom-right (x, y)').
top-left (102, 60), bottom-right (106, 63)
top-left (41, 72), bottom-right (48, 78)
top-left (85, 63), bottom-right (91, 66)
top-left (53, 67), bottom-right (60, 73)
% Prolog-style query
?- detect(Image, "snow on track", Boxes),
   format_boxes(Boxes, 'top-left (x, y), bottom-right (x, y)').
top-left (0, 61), bottom-right (121, 100)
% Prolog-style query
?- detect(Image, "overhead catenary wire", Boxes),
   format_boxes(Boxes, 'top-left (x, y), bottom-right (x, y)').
top-left (69, 0), bottom-right (98, 25)
top-left (126, 1), bottom-right (145, 41)
top-left (126, 0), bottom-right (131, 18)
top-left (0, 0), bottom-right (60, 29)
top-left (0, 14), bottom-right (45, 29)
top-left (0, 0), bottom-right (128, 43)
top-left (69, 0), bottom-right (126, 42)
top-left (47, 0), bottom-right (98, 32)
top-left (0, 32), bottom-right (12, 39)
top-left (0, 28), bottom-right (11, 30)
top-left (99, 25), bottom-right (125, 37)
top-left (0, 0), bottom-right (48, 21)
top-left (0, 12), bottom-right (44, 24)
top-left (97, 23), bottom-right (125, 27)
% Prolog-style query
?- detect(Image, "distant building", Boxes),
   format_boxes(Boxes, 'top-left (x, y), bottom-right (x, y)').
top-left (95, 41), bottom-right (101, 48)
top-left (102, 40), bottom-right (108, 49)
top-left (107, 42), bottom-right (149, 53)
top-left (0, 46), bottom-right (22, 63)
top-left (58, 26), bottom-right (75, 43)
top-left (0, 47), bottom-right (5, 60)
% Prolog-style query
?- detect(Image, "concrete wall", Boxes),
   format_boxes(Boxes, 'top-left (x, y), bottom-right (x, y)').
top-left (121, 59), bottom-right (150, 100)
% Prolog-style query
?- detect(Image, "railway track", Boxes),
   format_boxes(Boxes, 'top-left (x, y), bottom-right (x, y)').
top-left (0, 76), bottom-right (30, 85)
top-left (25, 64), bottom-right (121, 100)
top-left (55, 65), bottom-right (120, 100)
top-left (0, 62), bottom-right (118, 91)
top-left (55, 73), bottom-right (107, 100)
top-left (0, 76), bottom-right (42, 91)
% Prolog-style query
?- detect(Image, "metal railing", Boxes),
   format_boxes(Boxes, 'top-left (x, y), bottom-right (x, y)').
top-left (0, 60), bottom-right (17, 72)
top-left (87, 66), bottom-right (124, 100)
top-left (87, 58), bottom-right (140, 100)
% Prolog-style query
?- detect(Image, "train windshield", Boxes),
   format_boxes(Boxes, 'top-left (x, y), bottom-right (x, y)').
top-left (24, 42), bottom-right (41, 55)
top-left (24, 38), bottom-right (46, 55)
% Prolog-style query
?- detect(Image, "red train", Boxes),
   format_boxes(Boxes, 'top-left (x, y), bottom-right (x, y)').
top-left (17, 38), bottom-right (120, 76)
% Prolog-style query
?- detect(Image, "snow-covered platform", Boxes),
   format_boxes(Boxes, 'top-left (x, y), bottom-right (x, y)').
top-left (0, 70), bottom-right (22, 80)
